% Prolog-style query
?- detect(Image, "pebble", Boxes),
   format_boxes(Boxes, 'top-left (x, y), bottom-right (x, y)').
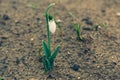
top-left (77, 77), bottom-right (81, 79)
top-left (105, 65), bottom-right (114, 69)
top-left (116, 12), bottom-right (120, 16)
top-left (30, 38), bottom-right (34, 41)
top-left (92, 60), bottom-right (96, 64)
top-left (111, 62), bottom-right (117, 66)
top-left (15, 57), bottom-right (20, 65)
top-left (101, 9), bottom-right (106, 13)
top-left (67, 51), bottom-right (71, 54)
top-left (2, 14), bottom-right (10, 20)
top-left (109, 75), bottom-right (118, 80)
top-left (47, 74), bottom-right (56, 79)
top-left (82, 17), bottom-right (93, 25)
top-left (71, 64), bottom-right (80, 71)
top-left (29, 78), bottom-right (38, 80)
top-left (13, 77), bottom-right (17, 80)
top-left (1, 36), bottom-right (8, 39)
top-left (103, 60), bottom-right (108, 64)
top-left (97, 65), bottom-right (100, 68)
top-left (36, 18), bottom-right (41, 21)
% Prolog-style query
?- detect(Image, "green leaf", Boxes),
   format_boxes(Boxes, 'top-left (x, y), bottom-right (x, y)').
top-left (42, 41), bottom-right (50, 58)
top-left (42, 56), bottom-right (52, 72)
top-left (77, 25), bottom-right (80, 36)
top-left (73, 24), bottom-right (80, 37)
top-left (50, 46), bottom-right (60, 63)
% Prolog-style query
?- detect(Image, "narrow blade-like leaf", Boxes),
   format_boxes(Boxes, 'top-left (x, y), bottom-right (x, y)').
top-left (42, 41), bottom-right (50, 58)
top-left (50, 45), bottom-right (60, 61)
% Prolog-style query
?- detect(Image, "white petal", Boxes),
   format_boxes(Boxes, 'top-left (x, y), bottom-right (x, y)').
top-left (48, 20), bottom-right (56, 34)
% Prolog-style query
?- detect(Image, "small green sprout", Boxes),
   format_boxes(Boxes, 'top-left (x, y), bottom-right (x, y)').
top-left (41, 3), bottom-right (60, 72)
top-left (73, 23), bottom-right (83, 41)
top-left (69, 12), bottom-right (83, 41)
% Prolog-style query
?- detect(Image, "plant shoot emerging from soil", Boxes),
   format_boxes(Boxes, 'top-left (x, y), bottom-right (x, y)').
top-left (73, 23), bottom-right (83, 41)
top-left (41, 3), bottom-right (60, 72)
top-left (69, 12), bottom-right (83, 41)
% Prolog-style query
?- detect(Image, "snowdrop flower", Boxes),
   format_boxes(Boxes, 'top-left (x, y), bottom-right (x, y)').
top-left (48, 19), bottom-right (56, 34)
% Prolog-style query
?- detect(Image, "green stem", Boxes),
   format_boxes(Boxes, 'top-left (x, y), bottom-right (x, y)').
top-left (45, 3), bottom-right (55, 54)
top-left (45, 13), bottom-right (51, 53)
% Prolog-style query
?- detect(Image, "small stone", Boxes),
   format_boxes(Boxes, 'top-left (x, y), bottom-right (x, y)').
top-left (2, 14), bottom-right (10, 20)
top-left (97, 65), bottom-right (100, 68)
top-left (58, 78), bottom-right (62, 80)
top-left (106, 65), bottom-right (114, 69)
top-left (15, 20), bottom-right (20, 25)
top-left (84, 48), bottom-right (90, 54)
top-left (82, 17), bottom-right (93, 25)
top-left (30, 38), bottom-right (34, 41)
top-left (36, 18), bottom-right (40, 21)
top-left (71, 64), bottom-right (80, 71)
top-left (116, 12), bottom-right (120, 16)
top-left (77, 77), bottom-right (81, 79)
top-left (15, 57), bottom-right (20, 65)
top-left (98, 26), bottom-right (102, 29)
top-left (67, 51), bottom-right (71, 54)
top-left (111, 62), bottom-right (117, 66)
top-left (1, 36), bottom-right (8, 39)
top-left (111, 56), bottom-right (114, 59)
top-left (13, 77), bottom-right (17, 80)
top-left (92, 60), bottom-right (96, 64)
top-left (47, 74), bottom-right (55, 79)
top-left (77, 53), bottom-right (82, 57)
top-left (29, 78), bottom-right (38, 80)
top-left (104, 60), bottom-right (108, 64)
top-left (101, 9), bottom-right (106, 13)
top-left (109, 75), bottom-right (118, 80)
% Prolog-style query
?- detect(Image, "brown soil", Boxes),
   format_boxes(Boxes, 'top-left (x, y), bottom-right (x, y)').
top-left (0, 0), bottom-right (120, 80)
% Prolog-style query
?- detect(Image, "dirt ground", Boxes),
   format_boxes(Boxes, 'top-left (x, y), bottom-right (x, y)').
top-left (0, 0), bottom-right (120, 80)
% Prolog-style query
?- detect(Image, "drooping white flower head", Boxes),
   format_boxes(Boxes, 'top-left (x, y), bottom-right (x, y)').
top-left (48, 20), bottom-right (56, 34)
